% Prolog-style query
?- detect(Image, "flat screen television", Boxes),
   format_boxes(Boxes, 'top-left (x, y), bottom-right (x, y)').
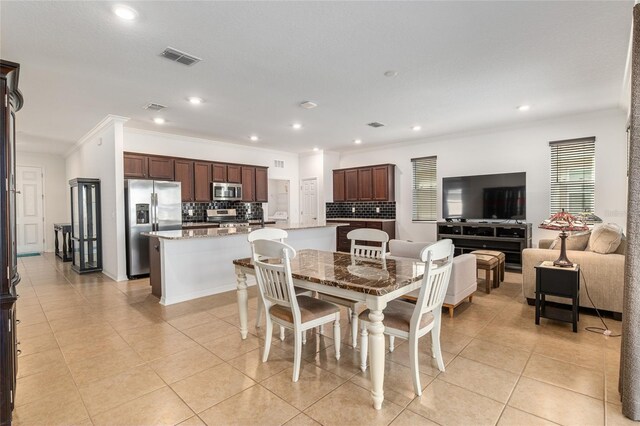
top-left (442, 172), bottom-right (526, 220)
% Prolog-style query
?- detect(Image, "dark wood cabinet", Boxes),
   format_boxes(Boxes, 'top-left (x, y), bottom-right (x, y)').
top-left (1, 60), bottom-right (21, 426)
top-left (241, 166), bottom-right (256, 201)
top-left (357, 168), bottom-right (373, 201)
top-left (328, 220), bottom-right (396, 253)
top-left (194, 162), bottom-right (212, 201)
top-left (333, 170), bottom-right (345, 202)
top-left (227, 165), bottom-right (242, 183)
top-left (174, 160), bottom-right (194, 202)
top-left (333, 164), bottom-right (395, 202)
top-left (147, 156), bottom-right (175, 180)
top-left (255, 167), bottom-right (268, 202)
top-left (372, 165), bottom-right (394, 201)
top-left (124, 153), bottom-right (148, 178)
top-left (212, 163), bottom-right (227, 183)
top-left (345, 169), bottom-right (358, 201)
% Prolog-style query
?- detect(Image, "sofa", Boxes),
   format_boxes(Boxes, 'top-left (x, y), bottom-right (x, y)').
top-left (522, 238), bottom-right (625, 318)
top-left (387, 240), bottom-right (477, 317)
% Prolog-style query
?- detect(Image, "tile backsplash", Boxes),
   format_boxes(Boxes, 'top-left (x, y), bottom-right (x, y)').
top-left (326, 202), bottom-right (396, 220)
top-left (182, 201), bottom-right (264, 222)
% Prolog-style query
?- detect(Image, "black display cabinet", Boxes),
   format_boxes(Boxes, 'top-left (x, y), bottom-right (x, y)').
top-left (69, 178), bottom-right (102, 273)
top-left (1, 60), bottom-right (22, 426)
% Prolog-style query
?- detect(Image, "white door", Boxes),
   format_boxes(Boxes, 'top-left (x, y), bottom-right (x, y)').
top-left (16, 166), bottom-right (44, 254)
top-left (300, 178), bottom-right (318, 226)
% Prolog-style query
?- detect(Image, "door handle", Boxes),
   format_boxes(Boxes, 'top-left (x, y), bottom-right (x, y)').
top-left (11, 190), bottom-right (21, 194)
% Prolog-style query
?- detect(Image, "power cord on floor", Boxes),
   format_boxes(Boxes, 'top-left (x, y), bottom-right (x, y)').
top-left (580, 269), bottom-right (621, 337)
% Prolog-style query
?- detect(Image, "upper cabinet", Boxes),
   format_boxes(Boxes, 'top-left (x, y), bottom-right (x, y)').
top-left (227, 165), bottom-right (242, 183)
top-left (193, 162), bottom-right (212, 201)
top-left (147, 156), bottom-right (175, 180)
top-left (211, 163), bottom-right (227, 182)
top-left (241, 167), bottom-right (255, 202)
top-left (174, 160), bottom-right (194, 202)
top-left (124, 153), bottom-right (148, 178)
top-left (255, 167), bottom-right (268, 202)
top-left (333, 164), bottom-right (395, 202)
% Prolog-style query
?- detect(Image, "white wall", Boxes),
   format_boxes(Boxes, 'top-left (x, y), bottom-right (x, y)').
top-left (339, 108), bottom-right (628, 245)
top-left (65, 116), bottom-right (127, 281)
top-left (124, 128), bottom-right (301, 223)
top-left (16, 151), bottom-right (68, 252)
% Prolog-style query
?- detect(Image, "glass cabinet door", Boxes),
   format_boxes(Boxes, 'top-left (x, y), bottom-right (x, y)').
top-left (70, 178), bottom-right (102, 273)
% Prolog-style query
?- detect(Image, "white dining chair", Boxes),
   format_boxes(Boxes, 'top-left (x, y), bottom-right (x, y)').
top-left (247, 228), bottom-right (313, 342)
top-left (358, 239), bottom-right (454, 396)
top-left (320, 228), bottom-right (389, 347)
top-left (251, 239), bottom-right (341, 382)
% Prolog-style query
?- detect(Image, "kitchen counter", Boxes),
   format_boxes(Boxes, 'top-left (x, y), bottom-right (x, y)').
top-left (327, 218), bottom-right (396, 222)
top-left (144, 222), bottom-right (348, 240)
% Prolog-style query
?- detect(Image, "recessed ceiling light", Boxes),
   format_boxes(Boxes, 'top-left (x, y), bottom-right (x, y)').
top-left (517, 105), bottom-right (531, 112)
top-left (299, 101), bottom-right (317, 109)
top-left (412, 125), bottom-right (422, 131)
top-left (187, 97), bottom-right (204, 105)
top-left (313, 147), bottom-right (320, 152)
top-left (153, 117), bottom-right (165, 125)
top-left (249, 135), bottom-right (259, 142)
top-left (292, 123), bottom-right (302, 130)
top-left (113, 5), bottom-right (138, 21)
top-left (384, 70), bottom-right (399, 77)
top-left (354, 139), bottom-right (362, 144)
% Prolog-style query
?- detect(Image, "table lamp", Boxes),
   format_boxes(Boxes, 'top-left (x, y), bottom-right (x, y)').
top-left (539, 209), bottom-right (589, 267)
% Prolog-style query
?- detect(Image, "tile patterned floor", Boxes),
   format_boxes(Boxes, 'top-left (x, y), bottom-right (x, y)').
top-left (12, 253), bottom-right (633, 426)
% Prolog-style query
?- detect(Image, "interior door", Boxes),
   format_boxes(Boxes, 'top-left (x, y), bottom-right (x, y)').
top-left (16, 166), bottom-right (43, 254)
top-left (300, 178), bottom-right (318, 226)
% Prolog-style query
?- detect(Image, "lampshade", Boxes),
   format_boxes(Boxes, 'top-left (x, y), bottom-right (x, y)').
top-left (574, 212), bottom-right (603, 225)
top-left (538, 209), bottom-right (588, 267)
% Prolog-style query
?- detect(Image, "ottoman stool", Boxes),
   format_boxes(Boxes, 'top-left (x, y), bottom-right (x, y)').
top-left (470, 250), bottom-right (505, 283)
top-left (471, 253), bottom-right (500, 293)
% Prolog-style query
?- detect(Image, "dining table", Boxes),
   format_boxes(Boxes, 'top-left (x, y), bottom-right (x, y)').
top-left (233, 249), bottom-right (427, 410)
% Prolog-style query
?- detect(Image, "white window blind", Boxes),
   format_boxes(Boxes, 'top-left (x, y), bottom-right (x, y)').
top-left (412, 156), bottom-right (437, 221)
top-left (549, 137), bottom-right (595, 215)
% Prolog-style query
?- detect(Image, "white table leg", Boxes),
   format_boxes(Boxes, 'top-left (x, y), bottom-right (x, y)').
top-left (236, 267), bottom-right (249, 339)
top-left (366, 298), bottom-right (387, 410)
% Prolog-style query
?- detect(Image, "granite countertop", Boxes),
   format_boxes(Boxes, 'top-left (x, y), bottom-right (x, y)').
top-left (326, 218), bottom-right (396, 222)
top-left (233, 249), bottom-right (425, 296)
top-left (143, 222), bottom-right (349, 240)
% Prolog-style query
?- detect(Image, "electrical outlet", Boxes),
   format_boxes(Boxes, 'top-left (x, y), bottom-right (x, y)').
top-left (351, 207), bottom-right (356, 213)
top-left (188, 209), bottom-right (194, 216)
top-left (376, 207), bottom-right (380, 213)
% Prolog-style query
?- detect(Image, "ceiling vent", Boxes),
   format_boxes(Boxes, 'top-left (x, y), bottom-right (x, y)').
top-left (160, 47), bottom-right (202, 66)
top-left (274, 160), bottom-right (285, 169)
top-left (367, 121), bottom-right (385, 128)
top-left (299, 101), bottom-right (317, 109)
top-left (143, 103), bottom-right (167, 111)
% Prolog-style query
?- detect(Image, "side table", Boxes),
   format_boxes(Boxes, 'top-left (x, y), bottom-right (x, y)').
top-left (535, 261), bottom-right (580, 332)
top-left (54, 223), bottom-right (72, 262)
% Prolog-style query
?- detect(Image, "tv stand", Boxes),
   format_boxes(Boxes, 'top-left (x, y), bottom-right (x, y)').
top-left (436, 221), bottom-right (532, 270)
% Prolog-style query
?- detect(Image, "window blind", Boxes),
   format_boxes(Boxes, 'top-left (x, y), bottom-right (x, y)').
top-left (549, 137), bottom-right (595, 215)
top-left (412, 156), bottom-right (437, 221)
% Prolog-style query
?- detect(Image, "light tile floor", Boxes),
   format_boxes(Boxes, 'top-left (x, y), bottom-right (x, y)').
top-left (12, 253), bottom-right (633, 426)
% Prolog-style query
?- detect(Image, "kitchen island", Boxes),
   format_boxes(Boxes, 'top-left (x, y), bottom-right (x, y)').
top-left (143, 222), bottom-right (347, 305)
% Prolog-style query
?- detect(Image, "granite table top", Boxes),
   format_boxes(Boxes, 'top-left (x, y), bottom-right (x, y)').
top-left (233, 249), bottom-right (426, 296)
top-left (143, 222), bottom-right (349, 240)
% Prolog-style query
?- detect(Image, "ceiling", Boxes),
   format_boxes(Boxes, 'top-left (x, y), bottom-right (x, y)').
top-left (1, 1), bottom-right (633, 154)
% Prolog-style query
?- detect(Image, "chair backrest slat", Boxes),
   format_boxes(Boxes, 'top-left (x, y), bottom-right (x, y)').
top-left (410, 239), bottom-right (454, 328)
top-left (347, 228), bottom-right (389, 259)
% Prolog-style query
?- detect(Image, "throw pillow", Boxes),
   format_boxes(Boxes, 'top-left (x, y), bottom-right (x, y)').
top-left (587, 223), bottom-right (623, 254)
top-left (549, 231), bottom-right (591, 251)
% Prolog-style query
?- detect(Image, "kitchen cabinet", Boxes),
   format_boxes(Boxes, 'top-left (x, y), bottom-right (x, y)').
top-left (345, 169), bottom-right (358, 201)
top-left (333, 170), bottom-right (345, 202)
top-left (255, 167), bottom-right (268, 202)
top-left (124, 153), bottom-right (148, 178)
top-left (174, 160), bottom-right (194, 202)
top-left (328, 220), bottom-right (396, 252)
top-left (194, 162), bottom-right (212, 201)
top-left (147, 156), bottom-right (175, 180)
top-left (333, 164), bottom-right (395, 202)
top-left (241, 167), bottom-right (256, 201)
top-left (212, 163), bottom-right (227, 183)
top-left (357, 168), bottom-right (373, 201)
top-left (227, 165), bottom-right (242, 183)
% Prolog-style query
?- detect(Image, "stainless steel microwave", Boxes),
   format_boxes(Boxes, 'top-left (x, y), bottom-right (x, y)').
top-left (212, 182), bottom-right (243, 201)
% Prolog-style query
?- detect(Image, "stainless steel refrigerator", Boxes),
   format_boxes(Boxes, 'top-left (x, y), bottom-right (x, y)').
top-left (125, 179), bottom-right (182, 278)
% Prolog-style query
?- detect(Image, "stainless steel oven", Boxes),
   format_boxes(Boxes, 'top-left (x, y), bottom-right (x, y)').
top-left (212, 182), bottom-right (242, 201)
